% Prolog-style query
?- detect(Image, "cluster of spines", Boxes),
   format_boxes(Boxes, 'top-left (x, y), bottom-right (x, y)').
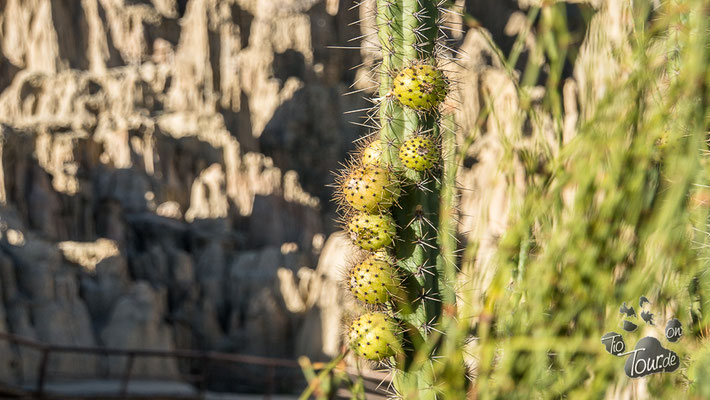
top-left (334, 2), bottom-right (461, 388)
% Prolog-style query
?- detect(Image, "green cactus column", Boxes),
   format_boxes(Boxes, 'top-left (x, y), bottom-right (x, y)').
top-left (377, 0), bottom-right (446, 319)
top-left (376, 0), bottom-right (453, 397)
top-left (339, 0), bottom-right (457, 398)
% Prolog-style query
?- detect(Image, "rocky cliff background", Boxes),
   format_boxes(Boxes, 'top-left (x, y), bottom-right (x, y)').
top-left (0, 0), bottom-right (605, 393)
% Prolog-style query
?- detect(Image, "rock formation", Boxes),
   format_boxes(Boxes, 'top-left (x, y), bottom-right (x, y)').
top-left (0, 0), bottom-right (364, 389)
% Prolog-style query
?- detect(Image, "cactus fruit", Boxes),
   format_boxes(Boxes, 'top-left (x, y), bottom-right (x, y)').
top-left (347, 212), bottom-right (396, 251)
top-left (392, 64), bottom-right (447, 112)
top-left (348, 253), bottom-right (401, 304)
top-left (348, 312), bottom-right (402, 361)
top-left (341, 165), bottom-right (399, 212)
top-left (361, 140), bottom-right (384, 166)
top-left (398, 135), bottom-right (439, 171)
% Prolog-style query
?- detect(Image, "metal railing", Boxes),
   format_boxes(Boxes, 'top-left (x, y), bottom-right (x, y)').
top-left (0, 331), bottom-right (305, 399)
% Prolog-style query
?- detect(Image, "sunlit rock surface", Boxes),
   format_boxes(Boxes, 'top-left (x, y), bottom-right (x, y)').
top-left (0, 0), bottom-right (365, 389)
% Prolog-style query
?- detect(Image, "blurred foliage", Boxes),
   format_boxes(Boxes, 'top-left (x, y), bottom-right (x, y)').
top-left (447, 0), bottom-right (710, 398)
top-left (689, 339), bottom-right (710, 397)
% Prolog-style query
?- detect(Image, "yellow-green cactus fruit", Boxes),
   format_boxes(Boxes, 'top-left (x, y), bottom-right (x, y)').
top-left (398, 136), bottom-right (438, 171)
top-left (341, 165), bottom-right (399, 212)
top-left (361, 140), bottom-right (384, 166)
top-left (349, 254), bottom-right (400, 304)
top-left (347, 212), bottom-right (396, 251)
top-left (348, 312), bottom-right (402, 361)
top-left (392, 64), bottom-right (447, 111)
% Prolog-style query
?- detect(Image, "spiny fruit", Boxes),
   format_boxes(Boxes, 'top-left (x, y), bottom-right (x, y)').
top-left (349, 312), bottom-right (402, 361)
top-left (392, 63), bottom-right (447, 112)
top-left (361, 140), bottom-right (384, 166)
top-left (349, 254), bottom-right (400, 304)
top-left (348, 212), bottom-right (396, 251)
top-left (341, 165), bottom-right (399, 212)
top-left (399, 135), bottom-right (438, 171)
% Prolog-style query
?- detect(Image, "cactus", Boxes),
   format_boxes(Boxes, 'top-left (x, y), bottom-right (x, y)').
top-left (332, 0), bottom-right (461, 398)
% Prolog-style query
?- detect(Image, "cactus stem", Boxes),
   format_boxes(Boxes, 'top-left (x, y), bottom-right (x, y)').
top-left (322, 0), bottom-right (458, 397)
